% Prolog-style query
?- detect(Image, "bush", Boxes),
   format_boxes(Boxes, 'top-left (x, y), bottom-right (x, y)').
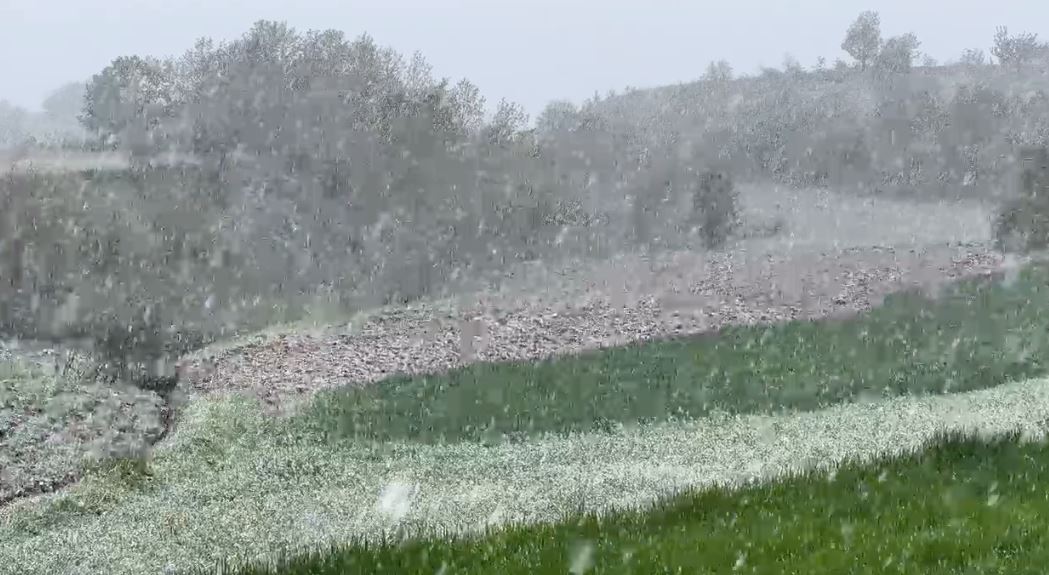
top-left (84, 313), bottom-right (181, 393)
top-left (994, 198), bottom-right (1049, 253)
top-left (994, 146), bottom-right (1049, 253)
top-left (692, 170), bottom-right (741, 249)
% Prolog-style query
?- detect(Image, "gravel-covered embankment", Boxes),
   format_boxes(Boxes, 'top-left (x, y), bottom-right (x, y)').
top-left (182, 242), bottom-right (1007, 415)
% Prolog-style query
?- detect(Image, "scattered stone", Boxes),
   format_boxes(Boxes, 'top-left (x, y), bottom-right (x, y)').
top-left (180, 243), bottom-right (1005, 416)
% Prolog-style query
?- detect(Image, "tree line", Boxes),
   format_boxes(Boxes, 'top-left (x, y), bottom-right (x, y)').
top-left (1, 13), bottom-right (1047, 389)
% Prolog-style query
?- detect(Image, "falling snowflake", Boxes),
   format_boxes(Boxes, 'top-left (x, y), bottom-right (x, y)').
top-left (376, 479), bottom-right (418, 523)
top-left (569, 540), bottom-right (595, 574)
top-left (733, 551), bottom-right (747, 571)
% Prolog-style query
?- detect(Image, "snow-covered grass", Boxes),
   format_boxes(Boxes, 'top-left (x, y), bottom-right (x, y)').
top-left (3, 376), bottom-right (1049, 574)
top-left (0, 214), bottom-right (1022, 574)
top-left (0, 355), bottom-right (166, 506)
top-left (1, 261), bottom-right (1047, 573)
top-left (218, 425), bottom-right (1049, 575)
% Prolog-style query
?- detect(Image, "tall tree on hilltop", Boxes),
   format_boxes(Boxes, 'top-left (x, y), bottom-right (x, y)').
top-left (80, 55), bottom-right (176, 148)
top-left (875, 33), bottom-right (921, 74)
top-left (992, 26), bottom-right (1044, 68)
top-left (842, 11), bottom-right (882, 71)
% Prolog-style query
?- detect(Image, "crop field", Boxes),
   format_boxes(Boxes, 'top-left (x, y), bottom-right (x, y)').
top-left (3, 256), bottom-right (1049, 574)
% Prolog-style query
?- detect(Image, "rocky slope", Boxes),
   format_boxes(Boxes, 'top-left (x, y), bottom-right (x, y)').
top-left (181, 241), bottom-right (1006, 417)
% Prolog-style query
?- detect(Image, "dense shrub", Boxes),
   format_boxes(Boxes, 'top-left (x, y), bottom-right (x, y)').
top-left (994, 146), bottom-right (1049, 253)
top-left (994, 198), bottom-right (1049, 253)
top-left (692, 170), bottom-right (740, 249)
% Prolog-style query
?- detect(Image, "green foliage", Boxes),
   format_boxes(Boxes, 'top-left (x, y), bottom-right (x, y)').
top-left (291, 263), bottom-right (1049, 445)
top-left (23, 19), bottom-right (714, 332)
top-left (15, 17), bottom-right (1049, 365)
top-left (995, 146), bottom-right (1049, 253)
top-left (203, 429), bottom-right (1049, 574)
top-left (16, 16), bottom-right (1049, 395)
top-left (0, 355), bottom-right (166, 506)
top-left (84, 309), bottom-right (182, 392)
top-left (585, 25), bottom-right (1049, 199)
top-left (994, 199), bottom-right (1049, 253)
top-left (81, 454), bottom-right (155, 490)
top-left (691, 170), bottom-right (740, 248)
top-left (0, 168), bottom-right (220, 363)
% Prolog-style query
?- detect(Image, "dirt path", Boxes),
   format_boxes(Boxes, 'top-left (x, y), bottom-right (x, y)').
top-left (180, 241), bottom-right (1007, 416)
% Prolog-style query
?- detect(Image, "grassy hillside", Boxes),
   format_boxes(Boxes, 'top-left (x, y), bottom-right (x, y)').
top-left (210, 429), bottom-right (1049, 575)
top-left (5, 263), bottom-right (1049, 573)
top-left (293, 262), bottom-right (1045, 445)
top-left (591, 63), bottom-right (1049, 200)
top-left (7, 17), bottom-right (1049, 574)
top-left (7, 374), bottom-right (1049, 574)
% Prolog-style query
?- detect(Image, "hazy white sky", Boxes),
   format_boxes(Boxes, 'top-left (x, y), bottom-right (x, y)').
top-left (1, 0), bottom-right (1046, 115)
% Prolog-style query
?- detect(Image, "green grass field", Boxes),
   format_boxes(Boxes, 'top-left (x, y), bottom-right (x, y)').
top-left (4, 262), bottom-right (1049, 574)
top-left (293, 264), bottom-right (1049, 445)
top-left (208, 429), bottom-right (1049, 575)
top-left (229, 260), bottom-right (1049, 574)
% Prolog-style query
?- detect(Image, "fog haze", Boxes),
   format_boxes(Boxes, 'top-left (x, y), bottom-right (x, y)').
top-left (3, 0), bottom-right (1048, 114)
